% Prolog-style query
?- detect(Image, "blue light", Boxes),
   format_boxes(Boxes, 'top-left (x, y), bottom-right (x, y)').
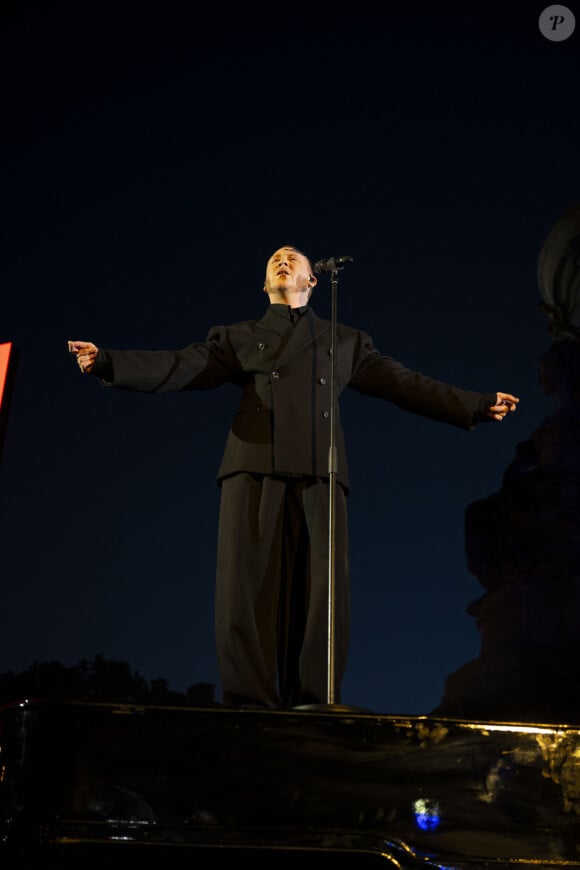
top-left (413, 797), bottom-right (440, 832)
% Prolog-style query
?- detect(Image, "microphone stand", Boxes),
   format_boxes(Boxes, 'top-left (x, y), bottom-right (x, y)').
top-left (327, 264), bottom-right (340, 706)
top-left (295, 256), bottom-right (369, 715)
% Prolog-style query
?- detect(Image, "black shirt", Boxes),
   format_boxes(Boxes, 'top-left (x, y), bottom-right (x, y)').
top-left (270, 303), bottom-right (309, 324)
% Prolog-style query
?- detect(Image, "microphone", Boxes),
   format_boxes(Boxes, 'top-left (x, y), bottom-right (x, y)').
top-left (312, 255), bottom-right (354, 274)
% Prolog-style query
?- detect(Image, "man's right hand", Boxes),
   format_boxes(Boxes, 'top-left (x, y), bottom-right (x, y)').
top-left (68, 340), bottom-right (99, 374)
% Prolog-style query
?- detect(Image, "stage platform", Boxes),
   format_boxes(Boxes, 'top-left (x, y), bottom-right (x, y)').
top-left (1, 698), bottom-right (580, 868)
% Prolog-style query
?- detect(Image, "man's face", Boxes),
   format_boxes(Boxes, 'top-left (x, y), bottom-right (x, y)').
top-left (264, 246), bottom-right (313, 298)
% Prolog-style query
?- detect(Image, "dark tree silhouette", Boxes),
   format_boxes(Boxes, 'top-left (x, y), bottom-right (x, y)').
top-left (0, 655), bottom-right (216, 707)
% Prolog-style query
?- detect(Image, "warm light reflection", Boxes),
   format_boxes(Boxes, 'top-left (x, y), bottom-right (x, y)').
top-left (460, 721), bottom-right (571, 736)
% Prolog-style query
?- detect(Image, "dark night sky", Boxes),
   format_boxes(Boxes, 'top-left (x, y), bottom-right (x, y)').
top-left (1, 2), bottom-right (578, 714)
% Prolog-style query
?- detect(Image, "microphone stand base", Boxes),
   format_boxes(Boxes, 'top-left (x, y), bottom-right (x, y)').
top-left (291, 703), bottom-right (372, 714)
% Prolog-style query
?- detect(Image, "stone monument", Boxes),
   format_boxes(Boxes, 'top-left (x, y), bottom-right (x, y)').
top-left (435, 200), bottom-right (580, 723)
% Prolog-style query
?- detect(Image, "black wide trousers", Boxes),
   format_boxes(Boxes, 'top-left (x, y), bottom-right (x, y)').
top-left (215, 473), bottom-right (350, 708)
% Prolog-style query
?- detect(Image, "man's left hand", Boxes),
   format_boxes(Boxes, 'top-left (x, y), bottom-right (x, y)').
top-left (488, 392), bottom-right (520, 421)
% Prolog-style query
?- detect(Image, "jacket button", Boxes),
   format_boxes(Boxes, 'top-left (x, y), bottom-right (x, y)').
top-left (319, 377), bottom-right (327, 385)
top-left (258, 342), bottom-right (265, 350)
top-left (327, 348), bottom-right (333, 356)
top-left (272, 370), bottom-right (280, 379)
top-left (257, 406), bottom-right (263, 413)
top-left (322, 410), bottom-right (329, 418)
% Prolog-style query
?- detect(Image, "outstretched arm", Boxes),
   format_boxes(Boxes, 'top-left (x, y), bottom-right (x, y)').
top-left (349, 341), bottom-right (520, 431)
top-left (67, 326), bottom-right (236, 392)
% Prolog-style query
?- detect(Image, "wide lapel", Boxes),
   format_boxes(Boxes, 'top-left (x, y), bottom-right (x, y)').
top-left (254, 306), bottom-right (291, 340)
top-left (254, 307), bottom-right (330, 368)
top-left (275, 308), bottom-right (330, 368)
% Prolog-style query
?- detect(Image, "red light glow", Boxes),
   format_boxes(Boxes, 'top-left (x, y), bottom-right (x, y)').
top-left (0, 343), bottom-right (12, 411)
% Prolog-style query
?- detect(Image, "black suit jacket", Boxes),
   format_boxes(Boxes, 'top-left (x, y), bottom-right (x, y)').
top-left (103, 306), bottom-right (487, 491)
